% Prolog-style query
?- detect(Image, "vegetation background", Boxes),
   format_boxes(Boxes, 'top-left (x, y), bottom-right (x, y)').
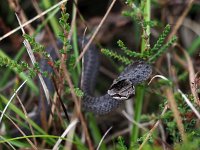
top-left (0, 0), bottom-right (200, 149)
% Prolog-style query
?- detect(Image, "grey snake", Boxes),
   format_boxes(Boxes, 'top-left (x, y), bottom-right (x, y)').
top-left (81, 42), bottom-right (152, 114)
top-left (10, 39), bottom-right (152, 136)
top-left (41, 39), bottom-right (152, 115)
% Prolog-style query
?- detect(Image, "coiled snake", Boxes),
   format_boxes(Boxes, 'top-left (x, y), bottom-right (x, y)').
top-left (81, 42), bottom-right (152, 114)
top-left (10, 40), bottom-right (152, 136)
top-left (40, 39), bottom-right (152, 115)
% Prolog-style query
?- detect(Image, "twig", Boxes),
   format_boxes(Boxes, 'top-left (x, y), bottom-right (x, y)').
top-left (122, 110), bottom-right (148, 131)
top-left (167, 0), bottom-right (195, 41)
top-left (62, 66), bottom-right (94, 150)
top-left (96, 126), bottom-right (112, 150)
top-left (8, 0), bottom-right (34, 34)
top-left (0, 0), bottom-right (68, 42)
top-left (175, 44), bottom-right (199, 105)
top-left (58, 3), bottom-right (94, 150)
top-left (31, 0), bottom-right (60, 57)
top-left (173, 52), bottom-right (188, 70)
top-left (52, 76), bottom-right (70, 122)
top-left (0, 111), bottom-right (38, 150)
top-left (158, 123), bottom-right (167, 150)
top-left (178, 89), bottom-right (200, 120)
top-left (0, 80), bottom-right (27, 124)
top-left (64, 1), bottom-right (79, 149)
top-left (104, 128), bottom-right (130, 143)
top-left (15, 13), bottom-right (50, 104)
top-left (75, 0), bottom-right (117, 66)
top-left (15, 94), bottom-right (37, 146)
top-left (52, 119), bottom-right (78, 150)
top-left (139, 104), bottom-right (168, 150)
top-left (0, 136), bottom-right (16, 150)
top-left (165, 88), bottom-right (186, 141)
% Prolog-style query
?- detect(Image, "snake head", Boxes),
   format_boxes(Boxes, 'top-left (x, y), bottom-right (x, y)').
top-left (107, 61), bottom-right (152, 100)
top-left (108, 79), bottom-right (135, 100)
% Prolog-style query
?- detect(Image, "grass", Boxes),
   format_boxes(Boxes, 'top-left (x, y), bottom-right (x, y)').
top-left (0, 0), bottom-right (200, 150)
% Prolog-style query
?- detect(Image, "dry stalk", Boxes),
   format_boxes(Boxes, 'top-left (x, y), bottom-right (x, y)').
top-left (165, 88), bottom-right (186, 141)
top-left (178, 89), bottom-right (200, 120)
top-left (175, 44), bottom-right (200, 105)
top-left (52, 119), bottom-right (78, 150)
top-left (62, 65), bottom-right (94, 150)
top-left (2, 113), bottom-right (38, 150)
top-left (172, 52), bottom-right (188, 70)
top-left (96, 127), bottom-right (112, 150)
top-left (0, 80), bottom-right (27, 124)
top-left (139, 105), bottom-right (168, 150)
top-left (8, 0), bottom-right (34, 34)
top-left (64, 0), bottom-right (79, 149)
top-left (31, 0), bottom-right (61, 57)
top-left (64, 113), bottom-right (78, 150)
top-left (167, 0), bottom-right (195, 41)
top-left (75, 0), bottom-right (117, 66)
top-left (15, 94), bottom-right (37, 146)
top-left (157, 0), bottom-right (194, 69)
top-left (0, 0), bottom-right (68, 41)
top-left (16, 13), bottom-right (51, 105)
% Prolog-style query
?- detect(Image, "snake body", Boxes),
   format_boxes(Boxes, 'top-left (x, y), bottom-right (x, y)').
top-left (80, 42), bottom-right (121, 114)
top-left (10, 40), bottom-right (152, 137)
top-left (10, 40), bottom-right (152, 136)
top-left (81, 42), bottom-right (152, 114)
top-left (39, 40), bottom-right (152, 115)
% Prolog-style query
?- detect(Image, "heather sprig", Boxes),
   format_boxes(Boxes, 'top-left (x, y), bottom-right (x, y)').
top-left (101, 48), bottom-right (131, 65)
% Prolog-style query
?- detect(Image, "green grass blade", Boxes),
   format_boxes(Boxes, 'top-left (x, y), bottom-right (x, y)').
top-left (41, 0), bottom-right (61, 36)
top-left (0, 95), bottom-right (56, 144)
top-left (188, 36), bottom-right (200, 55)
top-left (88, 113), bottom-right (107, 150)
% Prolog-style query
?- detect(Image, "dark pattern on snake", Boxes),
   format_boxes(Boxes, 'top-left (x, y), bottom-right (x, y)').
top-left (81, 42), bottom-right (152, 115)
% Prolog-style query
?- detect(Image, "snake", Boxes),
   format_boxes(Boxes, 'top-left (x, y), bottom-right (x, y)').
top-left (39, 39), bottom-right (152, 115)
top-left (81, 41), bottom-right (152, 114)
top-left (40, 39), bottom-right (153, 115)
top-left (9, 39), bottom-right (152, 136)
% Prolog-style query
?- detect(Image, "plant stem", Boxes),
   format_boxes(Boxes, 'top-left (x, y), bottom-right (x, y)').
top-left (130, 86), bottom-right (145, 145)
top-left (130, 0), bottom-right (150, 147)
top-left (141, 0), bottom-right (151, 52)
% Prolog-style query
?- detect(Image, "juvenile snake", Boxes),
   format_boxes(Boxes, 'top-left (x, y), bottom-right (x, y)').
top-left (40, 39), bottom-right (152, 115)
top-left (39, 40), bottom-right (152, 115)
top-left (10, 39), bottom-right (152, 136)
top-left (81, 42), bottom-right (152, 114)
